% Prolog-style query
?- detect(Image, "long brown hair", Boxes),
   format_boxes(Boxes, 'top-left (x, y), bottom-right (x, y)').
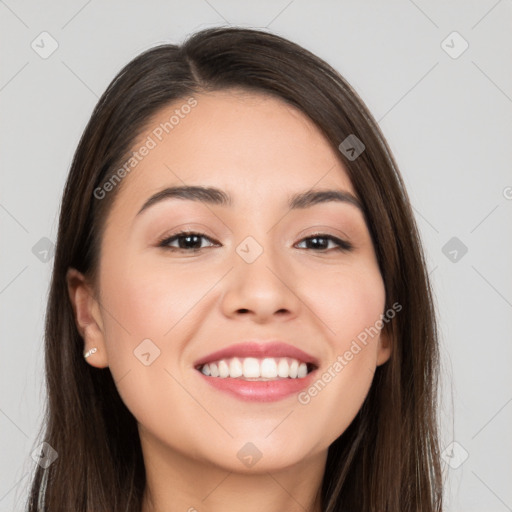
top-left (24, 26), bottom-right (443, 511)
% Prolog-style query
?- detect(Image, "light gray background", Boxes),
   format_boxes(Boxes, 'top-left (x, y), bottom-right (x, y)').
top-left (1, 1), bottom-right (511, 510)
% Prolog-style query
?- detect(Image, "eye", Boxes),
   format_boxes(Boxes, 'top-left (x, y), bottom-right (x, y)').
top-left (295, 233), bottom-right (352, 252)
top-left (158, 231), bottom-right (219, 252)
top-left (157, 231), bottom-right (353, 253)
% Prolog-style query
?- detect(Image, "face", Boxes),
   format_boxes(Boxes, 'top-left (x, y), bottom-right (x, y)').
top-left (68, 89), bottom-right (391, 473)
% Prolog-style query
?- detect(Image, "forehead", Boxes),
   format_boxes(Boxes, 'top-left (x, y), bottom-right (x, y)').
top-left (111, 89), bottom-right (355, 212)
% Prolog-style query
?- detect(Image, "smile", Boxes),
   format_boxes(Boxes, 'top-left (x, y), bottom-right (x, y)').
top-left (197, 357), bottom-right (315, 380)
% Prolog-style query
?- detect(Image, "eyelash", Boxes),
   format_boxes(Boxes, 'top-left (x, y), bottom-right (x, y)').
top-left (157, 231), bottom-right (353, 253)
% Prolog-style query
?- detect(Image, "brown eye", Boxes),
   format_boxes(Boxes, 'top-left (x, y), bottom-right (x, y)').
top-left (295, 234), bottom-right (352, 252)
top-left (158, 231), bottom-right (218, 251)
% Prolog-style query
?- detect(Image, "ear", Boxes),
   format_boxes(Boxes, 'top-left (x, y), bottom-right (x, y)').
top-left (66, 268), bottom-right (109, 368)
top-left (376, 323), bottom-right (392, 367)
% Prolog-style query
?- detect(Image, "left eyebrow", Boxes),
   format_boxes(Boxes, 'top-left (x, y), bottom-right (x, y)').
top-left (288, 188), bottom-right (362, 210)
top-left (136, 185), bottom-right (363, 216)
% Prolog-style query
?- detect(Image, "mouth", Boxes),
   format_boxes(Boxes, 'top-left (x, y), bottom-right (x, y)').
top-left (196, 357), bottom-right (317, 380)
top-left (193, 341), bottom-right (319, 402)
top-left (196, 357), bottom-right (316, 381)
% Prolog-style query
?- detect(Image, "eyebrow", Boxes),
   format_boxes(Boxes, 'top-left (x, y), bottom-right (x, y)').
top-left (136, 185), bottom-right (362, 216)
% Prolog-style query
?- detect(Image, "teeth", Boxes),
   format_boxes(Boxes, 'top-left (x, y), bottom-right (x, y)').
top-left (289, 359), bottom-right (299, 378)
top-left (199, 357), bottom-right (313, 380)
top-left (261, 358), bottom-right (277, 378)
top-left (277, 358), bottom-right (289, 378)
top-left (243, 357), bottom-right (260, 378)
top-left (229, 357), bottom-right (243, 378)
top-left (218, 360), bottom-right (230, 378)
top-left (297, 362), bottom-right (308, 378)
top-left (210, 363), bottom-right (219, 377)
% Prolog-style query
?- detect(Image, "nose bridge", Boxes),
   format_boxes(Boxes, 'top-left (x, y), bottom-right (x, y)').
top-left (221, 231), bottom-right (301, 320)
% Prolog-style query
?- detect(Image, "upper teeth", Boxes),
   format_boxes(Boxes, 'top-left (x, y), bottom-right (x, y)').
top-left (200, 357), bottom-right (310, 379)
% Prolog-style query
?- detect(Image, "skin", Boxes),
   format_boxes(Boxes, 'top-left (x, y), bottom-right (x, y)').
top-left (67, 89), bottom-right (392, 512)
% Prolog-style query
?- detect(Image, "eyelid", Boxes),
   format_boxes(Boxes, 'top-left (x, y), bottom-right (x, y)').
top-left (294, 224), bottom-right (351, 243)
top-left (156, 223), bottom-right (217, 240)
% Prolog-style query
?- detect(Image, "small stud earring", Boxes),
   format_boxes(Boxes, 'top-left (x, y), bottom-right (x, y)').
top-left (84, 347), bottom-right (98, 359)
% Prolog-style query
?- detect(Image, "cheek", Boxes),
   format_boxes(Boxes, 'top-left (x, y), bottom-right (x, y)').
top-left (100, 257), bottom-right (215, 344)
top-left (294, 264), bottom-right (385, 444)
top-left (307, 262), bottom-right (386, 346)
top-left (97, 260), bottom-right (210, 442)
top-left (98, 258), bottom-right (222, 400)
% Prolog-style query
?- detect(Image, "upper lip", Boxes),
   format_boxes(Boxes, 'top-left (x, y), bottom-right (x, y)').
top-left (194, 341), bottom-right (319, 369)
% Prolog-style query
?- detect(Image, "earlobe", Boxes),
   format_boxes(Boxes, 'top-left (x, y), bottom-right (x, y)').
top-left (66, 268), bottom-right (109, 368)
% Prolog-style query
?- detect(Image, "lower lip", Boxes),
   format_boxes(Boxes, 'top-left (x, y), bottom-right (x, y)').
top-left (196, 369), bottom-right (317, 402)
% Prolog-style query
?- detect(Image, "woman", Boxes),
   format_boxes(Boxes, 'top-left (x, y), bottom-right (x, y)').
top-left (26, 26), bottom-right (443, 511)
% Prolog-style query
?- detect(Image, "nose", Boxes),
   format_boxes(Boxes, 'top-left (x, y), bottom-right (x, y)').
top-left (220, 243), bottom-right (302, 324)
